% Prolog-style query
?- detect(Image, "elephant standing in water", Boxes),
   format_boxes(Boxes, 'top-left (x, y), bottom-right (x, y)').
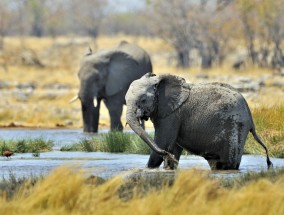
top-left (71, 41), bottom-right (152, 133)
top-left (125, 73), bottom-right (273, 170)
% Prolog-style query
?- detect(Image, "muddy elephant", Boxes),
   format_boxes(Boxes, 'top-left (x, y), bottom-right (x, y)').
top-left (125, 73), bottom-right (273, 170)
top-left (71, 41), bottom-right (152, 133)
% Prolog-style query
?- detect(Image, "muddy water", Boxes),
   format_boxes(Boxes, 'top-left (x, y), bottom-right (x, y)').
top-left (1, 129), bottom-right (284, 180)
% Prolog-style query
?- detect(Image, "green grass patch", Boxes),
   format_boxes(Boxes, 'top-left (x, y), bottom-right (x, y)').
top-left (60, 131), bottom-right (152, 154)
top-left (0, 138), bottom-right (54, 155)
top-left (102, 131), bottom-right (132, 153)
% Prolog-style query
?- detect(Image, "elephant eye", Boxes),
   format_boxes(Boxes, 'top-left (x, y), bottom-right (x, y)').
top-left (141, 98), bottom-right (146, 104)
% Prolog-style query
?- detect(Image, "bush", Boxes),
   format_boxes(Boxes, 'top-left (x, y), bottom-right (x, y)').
top-left (102, 131), bottom-right (132, 153)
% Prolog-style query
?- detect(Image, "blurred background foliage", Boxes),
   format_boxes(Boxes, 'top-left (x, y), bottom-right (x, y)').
top-left (0, 0), bottom-right (283, 129)
top-left (1, 0), bottom-right (284, 69)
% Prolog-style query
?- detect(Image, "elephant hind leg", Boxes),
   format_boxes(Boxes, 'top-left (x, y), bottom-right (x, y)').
top-left (207, 160), bottom-right (219, 170)
top-left (104, 98), bottom-right (124, 131)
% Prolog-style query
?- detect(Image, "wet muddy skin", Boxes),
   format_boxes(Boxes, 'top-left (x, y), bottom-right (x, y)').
top-left (1, 129), bottom-right (284, 179)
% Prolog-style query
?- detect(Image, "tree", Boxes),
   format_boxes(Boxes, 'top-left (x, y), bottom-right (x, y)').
top-left (194, 2), bottom-right (237, 68)
top-left (148, 0), bottom-right (236, 69)
top-left (0, 1), bottom-right (12, 49)
top-left (237, 0), bottom-right (284, 68)
top-left (256, 0), bottom-right (284, 68)
top-left (45, 0), bottom-right (66, 37)
top-left (25, 0), bottom-right (46, 37)
top-left (148, 0), bottom-right (200, 68)
top-left (70, 0), bottom-right (107, 39)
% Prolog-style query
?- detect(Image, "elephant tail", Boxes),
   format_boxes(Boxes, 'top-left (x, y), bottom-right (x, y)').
top-left (250, 128), bottom-right (273, 169)
top-left (244, 98), bottom-right (273, 169)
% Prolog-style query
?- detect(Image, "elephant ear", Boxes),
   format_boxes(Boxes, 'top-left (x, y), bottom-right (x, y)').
top-left (105, 51), bottom-right (140, 96)
top-left (157, 75), bottom-right (190, 118)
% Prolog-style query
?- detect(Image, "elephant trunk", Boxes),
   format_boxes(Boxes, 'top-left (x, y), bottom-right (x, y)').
top-left (126, 106), bottom-right (167, 156)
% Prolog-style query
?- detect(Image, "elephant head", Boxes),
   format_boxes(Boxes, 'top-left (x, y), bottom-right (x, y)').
top-left (71, 41), bottom-right (152, 133)
top-left (76, 50), bottom-right (109, 132)
top-left (125, 73), bottom-right (190, 160)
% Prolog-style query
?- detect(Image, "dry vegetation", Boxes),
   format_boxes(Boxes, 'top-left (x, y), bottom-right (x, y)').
top-left (0, 36), bottom-right (174, 128)
top-left (0, 36), bottom-right (283, 128)
top-left (0, 166), bottom-right (283, 214)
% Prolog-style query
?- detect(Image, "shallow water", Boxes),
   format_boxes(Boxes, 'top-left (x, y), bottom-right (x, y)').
top-left (1, 151), bottom-right (283, 180)
top-left (0, 128), bottom-right (103, 149)
top-left (0, 129), bottom-right (283, 180)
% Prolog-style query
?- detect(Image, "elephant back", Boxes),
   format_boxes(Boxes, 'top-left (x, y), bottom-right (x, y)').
top-left (105, 41), bottom-right (152, 96)
top-left (116, 41), bottom-right (152, 74)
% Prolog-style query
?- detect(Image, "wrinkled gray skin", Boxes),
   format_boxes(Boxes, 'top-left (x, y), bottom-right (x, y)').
top-left (125, 73), bottom-right (273, 170)
top-left (75, 41), bottom-right (152, 133)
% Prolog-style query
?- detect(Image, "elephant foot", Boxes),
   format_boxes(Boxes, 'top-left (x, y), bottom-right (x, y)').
top-left (163, 155), bottom-right (178, 170)
top-left (207, 160), bottom-right (240, 170)
top-left (111, 123), bottom-right (123, 132)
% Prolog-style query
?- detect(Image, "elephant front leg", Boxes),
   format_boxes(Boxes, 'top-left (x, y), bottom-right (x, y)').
top-left (147, 116), bottom-right (182, 170)
top-left (163, 144), bottom-right (183, 170)
top-left (147, 151), bottom-right (163, 168)
top-left (81, 99), bottom-right (101, 133)
top-left (147, 141), bottom-right (182, 170)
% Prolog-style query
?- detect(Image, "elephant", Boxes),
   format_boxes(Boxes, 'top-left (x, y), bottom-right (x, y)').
top-left (125, 73), bottom-right (273, 170)
top-left (70, 41), bottom-right (152, 133)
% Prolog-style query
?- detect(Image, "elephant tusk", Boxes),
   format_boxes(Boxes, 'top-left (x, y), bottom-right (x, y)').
top-left (93, 97), bottom-right (97, 108)
top-left (139, 118), bottom-right (143, 126)
top-left (69, 95), bottom-right (79, 103)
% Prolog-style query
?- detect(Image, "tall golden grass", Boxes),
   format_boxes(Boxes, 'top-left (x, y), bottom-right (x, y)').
top-left (245, 104), bottom-right (284, 157)
top-left (0, 166), bottom-right (283, 215)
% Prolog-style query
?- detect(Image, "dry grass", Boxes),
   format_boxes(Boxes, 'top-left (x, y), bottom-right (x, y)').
top-left (0, 36), bottom-right (173, 128)
top-left (0, 166), bottom-right (283, 214)
top-left (0, 35), bottom-right (283, 129)
top-left (244, 104), bottom-right (284, 157)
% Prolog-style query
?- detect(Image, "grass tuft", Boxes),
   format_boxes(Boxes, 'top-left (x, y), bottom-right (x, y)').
top-left (80, 138), bottom-right (96, 152)
top-left (60, 132), bottom-right (152, 154)
top-left (0, 138), bottom-right (54, 155)
top-left (102, 131), bottom-right (132, 153)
